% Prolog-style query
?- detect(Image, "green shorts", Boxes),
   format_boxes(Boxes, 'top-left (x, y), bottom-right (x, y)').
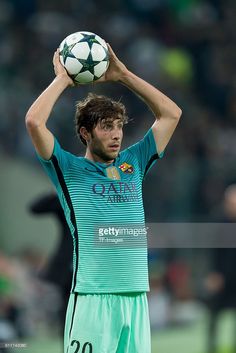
top-left (64, 292), bottom-right (151, 353)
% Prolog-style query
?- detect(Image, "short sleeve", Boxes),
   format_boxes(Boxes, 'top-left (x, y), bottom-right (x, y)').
top-left (127, 128), bottom-right (164, 177)
top-left (37, 137), bottom-right (73, 188)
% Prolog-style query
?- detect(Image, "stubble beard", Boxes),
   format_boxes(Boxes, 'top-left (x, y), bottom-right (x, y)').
top-left (91, 139), bottom-right (119, 162)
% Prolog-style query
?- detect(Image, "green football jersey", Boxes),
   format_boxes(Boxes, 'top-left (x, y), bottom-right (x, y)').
top-left (38, 128), bottom-right (163, 293)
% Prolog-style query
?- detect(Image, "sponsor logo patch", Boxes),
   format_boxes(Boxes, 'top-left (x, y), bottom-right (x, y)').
top-left (106, 166), bottom-right (120, 180)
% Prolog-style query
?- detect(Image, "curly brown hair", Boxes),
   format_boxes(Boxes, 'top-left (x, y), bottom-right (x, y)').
top-left (75, 93), bottom-right (128, 145)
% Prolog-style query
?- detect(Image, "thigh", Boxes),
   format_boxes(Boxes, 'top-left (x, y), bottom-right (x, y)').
top-left (64, 293), bottom-right (123, 353)
top-left (64, 293), bottom-right (77, 353)
top-left (129, 293), bottom-right (151, 353)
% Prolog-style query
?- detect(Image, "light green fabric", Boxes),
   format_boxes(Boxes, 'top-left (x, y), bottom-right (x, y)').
top-left (64, 292), bottom-right (151, 353)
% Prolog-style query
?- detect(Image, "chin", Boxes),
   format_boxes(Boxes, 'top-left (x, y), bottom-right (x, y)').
top-left (108, 151), bottom-right (119, 160)
top-left (94, 146), bottom-right (120, 162)
top-left (103, 154), bottom-right (116, 162)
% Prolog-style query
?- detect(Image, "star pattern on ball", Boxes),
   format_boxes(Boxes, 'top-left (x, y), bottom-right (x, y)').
top-left (79, 33), bottom-right (101, 49)
top-left (60, 42), bottom-right (76, 61)
top-left (77, 51), bottom-right (102, 77)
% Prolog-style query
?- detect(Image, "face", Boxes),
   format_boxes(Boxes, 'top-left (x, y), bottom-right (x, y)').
top-left (87, 119), bottom-right (123, 163)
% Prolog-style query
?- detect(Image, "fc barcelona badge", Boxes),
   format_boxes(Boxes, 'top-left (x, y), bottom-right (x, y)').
top-left (119, 162), bottom-right (134, 174)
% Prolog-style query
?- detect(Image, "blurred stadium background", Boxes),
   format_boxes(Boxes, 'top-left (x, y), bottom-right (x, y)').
top-left (1, 0), bottom-right (236, 352)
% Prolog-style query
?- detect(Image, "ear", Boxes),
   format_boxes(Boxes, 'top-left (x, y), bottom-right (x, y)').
top-left (80, 127), bottom-right (91, 144)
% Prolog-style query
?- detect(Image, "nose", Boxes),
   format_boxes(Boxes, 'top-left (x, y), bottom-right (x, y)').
top-left (111, 126), bottom-right (122, 141)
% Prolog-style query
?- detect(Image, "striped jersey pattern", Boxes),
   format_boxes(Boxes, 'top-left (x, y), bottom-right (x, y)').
top-left (38, 128), bottom-right (162, 293)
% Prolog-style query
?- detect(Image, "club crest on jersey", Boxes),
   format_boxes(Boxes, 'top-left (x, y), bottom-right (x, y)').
top-left (119, 162), bottom-right (134, 174)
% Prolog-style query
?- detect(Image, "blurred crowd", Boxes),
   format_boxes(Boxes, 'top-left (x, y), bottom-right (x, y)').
top-left (0, 249), bottom-right (62, 351)
top-left (1, 0), bottom-right (236, 352)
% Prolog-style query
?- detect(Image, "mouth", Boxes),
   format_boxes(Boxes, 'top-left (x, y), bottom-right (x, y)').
top-left (108, 144), bottom-right (120, 150)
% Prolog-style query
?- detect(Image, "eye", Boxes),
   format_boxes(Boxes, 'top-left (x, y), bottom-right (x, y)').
top-left (103, 124), bottom-right (113, 131)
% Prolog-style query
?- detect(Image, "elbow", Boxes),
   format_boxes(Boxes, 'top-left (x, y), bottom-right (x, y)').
top-left (175, 107), bottom-right (182, 120)
top-left (168, 107), bottom-right (182, 122)
top-left (160, 106), bottom-right (182, 122)
top-left (25, 113), bottom-right (40, 131)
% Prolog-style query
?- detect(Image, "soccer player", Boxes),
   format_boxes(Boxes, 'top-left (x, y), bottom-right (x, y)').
top-left (25, 44), bottom-right (182, 353)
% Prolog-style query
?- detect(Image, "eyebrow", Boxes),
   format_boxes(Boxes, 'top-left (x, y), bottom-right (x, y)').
top-left (101, 120), bottom-right (123, 126)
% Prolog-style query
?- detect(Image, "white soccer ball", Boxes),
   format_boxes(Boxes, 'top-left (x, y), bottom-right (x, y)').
top-left (59, 31), bottom-right (109, 84)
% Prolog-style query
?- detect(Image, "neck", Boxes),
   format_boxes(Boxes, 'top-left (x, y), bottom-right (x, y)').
top-left (85, 149), bottom-right (114, 165)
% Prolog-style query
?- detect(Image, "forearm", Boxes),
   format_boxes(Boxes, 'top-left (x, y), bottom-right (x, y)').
top-left (25, 75), bottom-right (70, 128)
top-left (119, 71), bottom-right (181, 119)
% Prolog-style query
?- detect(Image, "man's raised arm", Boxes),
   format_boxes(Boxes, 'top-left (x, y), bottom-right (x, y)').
top-left (120, 71), bottom-right (182, 154)
top-left (99, 44), bottom-right (182, 155)
top-left (25, 50), bottom-right (73, 160)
